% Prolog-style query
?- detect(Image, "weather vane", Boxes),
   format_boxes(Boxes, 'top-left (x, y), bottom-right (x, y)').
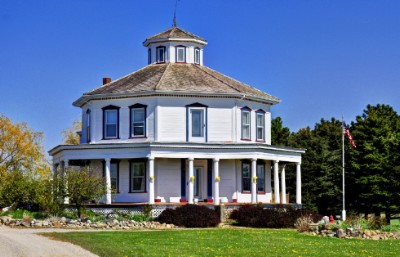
top-left (173, 0), bottom-right (180, 27)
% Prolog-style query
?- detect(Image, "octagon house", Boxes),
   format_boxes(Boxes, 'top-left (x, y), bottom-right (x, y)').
top-left (49, 26), bottom-right (304, 206)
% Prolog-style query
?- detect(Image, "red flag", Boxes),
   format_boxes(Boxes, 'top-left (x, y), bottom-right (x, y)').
top-left (343, 122), bottom-right (356, 148)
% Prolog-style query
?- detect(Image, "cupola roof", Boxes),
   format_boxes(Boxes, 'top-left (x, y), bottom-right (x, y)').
top-left (143, 26), bottom-right (207, 46)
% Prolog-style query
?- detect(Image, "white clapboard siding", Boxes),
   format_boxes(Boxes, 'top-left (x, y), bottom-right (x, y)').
top-left (219, 159), bottom-right (236, 201)
top-left (155, 158), bottom-right (181, 201)
top-left (158, 106), bottom-right (186, 142)
top-left (208, 108), bottom-right (233, 142)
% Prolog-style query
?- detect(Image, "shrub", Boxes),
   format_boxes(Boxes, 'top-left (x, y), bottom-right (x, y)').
top-left (157, 204), bottom-right (220, 228)
top-left (295, 215), bottom-right (313, 232)
top-left (230, 204), bottom-right (321, 228)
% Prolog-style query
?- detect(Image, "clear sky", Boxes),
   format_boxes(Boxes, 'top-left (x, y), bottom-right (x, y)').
top-left (1, 0), bottom-right (399, 154)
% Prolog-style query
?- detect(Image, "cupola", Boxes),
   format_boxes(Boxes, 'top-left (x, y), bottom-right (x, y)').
top-left (143, 26), bottom-right (207, 65)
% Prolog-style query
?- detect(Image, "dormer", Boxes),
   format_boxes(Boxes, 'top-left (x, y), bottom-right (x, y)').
top-left (143, 26), bottom-right (207, 65)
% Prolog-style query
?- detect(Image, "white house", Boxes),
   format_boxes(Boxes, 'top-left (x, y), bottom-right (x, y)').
top-left (49, 25), bottom-right (304, 206)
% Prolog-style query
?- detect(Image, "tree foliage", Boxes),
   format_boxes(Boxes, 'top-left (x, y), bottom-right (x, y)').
top-left (54, 167), bottom-right (106, 217)
top-left (287, 118), bottom-right (344, 215)
top-left (0, 115), bottom-right (48, 176)
top-left (62, 119), bottom-right (81, 145)
top-left (348, 104), bottom-right (400, 217)
top-left (271, 117), bottom-right (291, 146)
top-left (0, 115), bottom-right (50, 210)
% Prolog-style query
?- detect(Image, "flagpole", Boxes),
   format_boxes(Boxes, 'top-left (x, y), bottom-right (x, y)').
top-left (342, 114), bottom-right (346, 221)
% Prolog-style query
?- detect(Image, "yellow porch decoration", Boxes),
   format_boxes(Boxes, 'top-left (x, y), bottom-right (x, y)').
top-left (150, 175), bottom-right (154, 182)
top-left (215, 176), bottom-right (220, 182)
top-left (190, 175), bottom-right (195, 183)
top-left (253, 176), bottom-right (258, 183)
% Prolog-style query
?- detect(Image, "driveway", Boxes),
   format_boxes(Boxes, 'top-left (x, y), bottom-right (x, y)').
top-left (0, 226), bottom-right (98, 257)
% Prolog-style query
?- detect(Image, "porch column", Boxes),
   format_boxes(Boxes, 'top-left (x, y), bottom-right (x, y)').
top-left (63, 159), bottom-right (69, 204)
top-left (188, 157), bottom-right (194, 204)
top-left (213, 158), bottom-right (220, 205)
top-left (281, 164), bottom-right (287, 204)
top-left (296, 162), bottom-right (302, 205)
top-left (148, 157), bottom-right (155, 204)
top-left (273, 160), bottom-right (280, 203)
top-left (251, 158), bottom-right (257, 204)
top-left (105, 158), bottom-right (112, 204)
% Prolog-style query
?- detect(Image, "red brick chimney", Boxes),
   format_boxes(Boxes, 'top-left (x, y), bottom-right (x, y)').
top-left (103, 77), bottom-right (112, 85)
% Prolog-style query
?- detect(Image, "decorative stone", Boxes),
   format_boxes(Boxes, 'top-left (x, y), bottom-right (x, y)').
top-left (337, 229), bottom-right (345, 238)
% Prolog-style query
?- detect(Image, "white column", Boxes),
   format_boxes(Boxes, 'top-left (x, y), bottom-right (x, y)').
top-left (105, 158), bottom-right (112, 204)
top-left (251, 158), bottom-right (257, 204)
top-left (281, 164), bottom-right (287, 204)
top-left (296, 162), bottom-right (302, 205)
top-left (213, 158), bottom-right (220, 205)
top-left (188, 157), bottom-right (194, 204)
top-left (148, 157), bottom-right (155, 204)
top-left (274, 160), bottom-right (280, 203)
top-left (63, 160), bottom-right (69, 204)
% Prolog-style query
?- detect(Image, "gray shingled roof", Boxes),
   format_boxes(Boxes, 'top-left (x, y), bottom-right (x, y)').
top-left (81, 63), bottom-right (280, 105)
top-left (144, 26), bottom-right (207, 44)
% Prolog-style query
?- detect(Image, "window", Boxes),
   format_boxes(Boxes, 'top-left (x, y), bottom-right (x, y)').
top-left (156, 46), bottom-right (166, 63)
top-left (103, 161), bottom-right (119, 193)
top-left (256, 110), bottom-right (265, 141)
top-left (102, 105), bottom-right (120, 139)
top-left (130, 161), bottom-right (146, 192)
top-left (191, 109), bottom-right (204, 137)
top-left (186, 103), bottom-right (208, 142)
top-left (194, 167), bottom-right (202, 198)
top-left (242, 162), bottom-right (251, 192)
top-left (241, 107), bottom-right (251, 140)
top-left (176, 46), bottom-right (186, 63)
top-left (257, 164), bottom-right (265, 192)
top-left (194, 48), bottom-right (200, 64)
top-left (129, 104), bottom-right (147, 137)
top-left (148, 48), bottom-right (151, 64)
top-left (86, 109), bottom-right (91, 143)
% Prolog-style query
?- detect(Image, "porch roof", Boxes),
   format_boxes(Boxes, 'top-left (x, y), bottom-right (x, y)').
top-left (49, 142), bottom-right (305, 164)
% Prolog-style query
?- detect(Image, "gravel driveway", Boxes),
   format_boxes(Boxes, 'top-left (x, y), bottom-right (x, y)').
top-left (0, 226), bottom-right (98, 257)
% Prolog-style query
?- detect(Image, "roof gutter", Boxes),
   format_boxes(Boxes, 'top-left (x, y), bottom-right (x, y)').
top-left (73, 90), bottom-right (281, 108)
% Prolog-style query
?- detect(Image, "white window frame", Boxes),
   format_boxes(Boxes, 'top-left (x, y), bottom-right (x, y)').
top-left (156, 46), bottom-right (166, 63)
top-left (256, 164), bottom-right (265, 192)
top-left (130, 107), bottom-right (146, 137)
top-left (104, 109), bottom-right (118, 139)
top-left (241, 109), bottom-right (251, 140)
top-left (176, 46), bottom-right (186, 63)
top-left (194, 48), bottom-right (200, 64)
top-left (242, 162), bottom-right (251, 192)
top-left (130, 162), bottom-right (146, 193)
top-left (256, 112), bottom-right (265, 141)
top-left (188, 107), bottom-right (206, 142)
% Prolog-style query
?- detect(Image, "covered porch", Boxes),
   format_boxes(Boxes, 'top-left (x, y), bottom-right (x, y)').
top-left (50, 143), bottom-right (304, 206)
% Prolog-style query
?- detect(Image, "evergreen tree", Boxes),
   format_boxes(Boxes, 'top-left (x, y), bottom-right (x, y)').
top-left (348, 104), bottom-right (400, 219)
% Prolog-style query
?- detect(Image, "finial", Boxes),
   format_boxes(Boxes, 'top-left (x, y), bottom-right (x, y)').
top-left (172, 0), bottom-right (179, 27)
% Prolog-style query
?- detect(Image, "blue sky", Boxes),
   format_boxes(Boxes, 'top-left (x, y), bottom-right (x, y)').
top-left (1, 0), bottom-right (399, 154)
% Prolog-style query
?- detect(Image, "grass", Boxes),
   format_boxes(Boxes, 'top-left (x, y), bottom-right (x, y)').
top-left (46, 228), bottom-right (400, 257)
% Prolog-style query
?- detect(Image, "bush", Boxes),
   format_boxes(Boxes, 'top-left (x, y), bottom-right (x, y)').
top-left (230, 204), bottom-right (322, 228)
top-left (295, 215), bottom-right (314, 232)
top-left (157, 204), bottom-right (220, 228)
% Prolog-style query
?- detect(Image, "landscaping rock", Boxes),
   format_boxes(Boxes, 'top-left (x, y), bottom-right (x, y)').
top-left (337, 229), bottom-right (345, 238)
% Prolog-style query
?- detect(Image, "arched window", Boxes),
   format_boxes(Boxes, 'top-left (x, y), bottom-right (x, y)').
top-left (148, 48), bottom-right (151, 64)
top-left (176, 45), bottom-right (186, 63)
top-left (86, 109), bottom-right (91, 143)
top-left (156, 46), bottom-right (166, 63)
top-left (102, 105), bottom-right (120, 139)
top-left (194, 47), bottom-right (200, 64)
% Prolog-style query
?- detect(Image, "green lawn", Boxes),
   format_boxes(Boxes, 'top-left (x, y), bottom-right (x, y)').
top-left (46, 228), bottom-right (399, 257)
